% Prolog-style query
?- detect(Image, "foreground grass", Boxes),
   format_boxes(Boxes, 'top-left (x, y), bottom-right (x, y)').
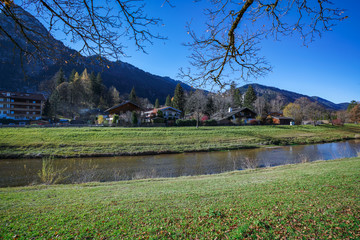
top-left (0, 124), bottom-right (359, 158)
top-left (0, 158), bottom-right (359, 239)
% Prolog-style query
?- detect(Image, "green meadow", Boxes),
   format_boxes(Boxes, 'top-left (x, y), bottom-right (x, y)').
top-left (0, 158), bottom-right (359, 239)
top-left (0, 124), bottom-right (359, 158)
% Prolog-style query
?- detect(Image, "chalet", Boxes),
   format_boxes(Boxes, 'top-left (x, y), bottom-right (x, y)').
top-left (105, 101), bottom-right (143, 115)
top-left (105, 101), bottom-right (143, 125)
top-left (0, 91), bottom-right (45, 121)
top-left (144, 106), bottom-right (181, 122)
top-left (272, 116), bottom-right (294, 125)
top-left (212, 107), bottom-right (257, 125)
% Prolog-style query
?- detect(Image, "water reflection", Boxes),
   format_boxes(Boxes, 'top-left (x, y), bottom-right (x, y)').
top-left (0, 140), bottom-right (359, 187)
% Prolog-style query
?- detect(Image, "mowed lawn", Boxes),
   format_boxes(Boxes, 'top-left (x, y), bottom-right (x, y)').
top-left (0, 158), bottom-right (359, 239)
top-left (0, 124), bottom-right (359, 158)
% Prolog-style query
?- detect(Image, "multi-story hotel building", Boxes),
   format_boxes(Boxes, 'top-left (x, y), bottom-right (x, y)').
top-left (0, 91), bottom-right (46, 120)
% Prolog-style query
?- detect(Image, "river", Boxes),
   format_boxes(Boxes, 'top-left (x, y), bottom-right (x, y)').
top-left (0, 140), bottom-right (359, 187)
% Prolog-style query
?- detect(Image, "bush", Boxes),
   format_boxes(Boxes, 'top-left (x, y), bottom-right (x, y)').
top-left (201, 115), bottom-right (209, 122)
top-left (176, 119), bottom-right (197, 126)
top-left (249, 119), bottom-right (259, 125)
top-left (203, 119), bottom-right (217, 126)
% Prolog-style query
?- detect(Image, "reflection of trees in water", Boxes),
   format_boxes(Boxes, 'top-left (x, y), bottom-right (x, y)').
top-left (230, 150), bottom-right (259, 170)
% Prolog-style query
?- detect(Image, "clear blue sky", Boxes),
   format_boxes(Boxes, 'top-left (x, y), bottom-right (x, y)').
top-left (50, 1), bottom-right (359, 103)
top-left (113, 0), bottom-right (359, 104)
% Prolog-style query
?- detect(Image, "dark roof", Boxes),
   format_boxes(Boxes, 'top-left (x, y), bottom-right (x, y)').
top-left (212, 107), bottom-right (256, 121)
top-left (273, 116), bottom-right (294, 120)
top-left (0, 91), bottom-right (46, 101)
top-left (105, 101), bottom-right (143, 113)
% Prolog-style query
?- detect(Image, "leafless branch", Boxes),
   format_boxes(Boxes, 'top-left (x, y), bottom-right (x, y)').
top-left (180, 0), bottom-right (346, 89)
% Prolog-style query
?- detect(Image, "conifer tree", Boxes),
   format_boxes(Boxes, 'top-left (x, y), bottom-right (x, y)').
top-left (55, 68), bottom-right (66, 86)
top-left (165, 95), bottom-right (171, 107)
top-left (172, 83), bottom-right (185, 115)
top-left (233, 88), bottom-right (242, 108)
top-left (129, 87), bottom-right (137, 103)
top-left (154, 98), bottom-right (159, 108)
top-left (68, 69), bottom-right (77, 83)
top-left (243, 85), bottom-right (257, 110)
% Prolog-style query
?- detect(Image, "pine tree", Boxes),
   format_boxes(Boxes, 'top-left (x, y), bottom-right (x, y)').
top-left (154, 98), bottom-right (159, 108)
top-left (233, 88), bottom-right (242, 108)
top-left (90, 71), bottom-right (99, 106)
top-left (129, 87), bottom-right (137, 103)
top-left (109, 86), bottom-right (120, 106)
top-left (131, 111), bottom-right (138, 125)
top-left (68, 69), bottom-right (77, 83)
top-left (43, 99), bottom-right (52, 118)
top-left (165, 95), bottom-right (171, 106)
top-left (172, 83), bottom-right (185, 115)
top-left (55, 68), bottom-right (66, 86)
top-left (243, 85), bottom-right (257, 110)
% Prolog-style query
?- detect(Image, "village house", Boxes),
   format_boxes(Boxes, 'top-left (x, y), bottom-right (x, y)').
top-left (144, 106), bottom-right (182, 122)
top-left (212, 107), bottom-right (257, 125)
top-left (272, 116), bottom-right (295, 125)
top-left (0, 91), bottom-right (45, 121)
top-left (105, 101), bottom-right (143, 124)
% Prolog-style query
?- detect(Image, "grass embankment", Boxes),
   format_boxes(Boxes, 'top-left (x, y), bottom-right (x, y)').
top-left (0, 124), bottom-right (359, 158)
top-left (0, 125), bottom-right (360, 158)
top-left (1, 158), bottom-right (359, 239)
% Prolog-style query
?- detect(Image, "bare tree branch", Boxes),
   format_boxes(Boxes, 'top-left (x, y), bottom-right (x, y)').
top-left (180, 0), bottom-right (347, 89)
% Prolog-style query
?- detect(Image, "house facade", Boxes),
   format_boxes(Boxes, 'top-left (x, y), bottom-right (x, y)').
top-left (105, 101), bottom-right (143, 125)
top-left (212, 107), bottom-right (257, 125)
top-left (144, 106), bottom-right (182, 122)
top-left (0, 91), bottom-right (45, 120)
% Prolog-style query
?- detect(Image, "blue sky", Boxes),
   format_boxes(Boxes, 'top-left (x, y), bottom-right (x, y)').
top-left (109, 0), bottom-right (358, 104)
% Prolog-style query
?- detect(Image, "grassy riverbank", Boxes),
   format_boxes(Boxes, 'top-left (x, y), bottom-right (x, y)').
top-left (1, 157), bottom-right (359, 239)
top-left (0, 124), bottom-right (359, 158)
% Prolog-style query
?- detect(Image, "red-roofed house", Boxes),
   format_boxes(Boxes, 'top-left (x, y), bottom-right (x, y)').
top-left (144, 106), bottom-right (181, 122)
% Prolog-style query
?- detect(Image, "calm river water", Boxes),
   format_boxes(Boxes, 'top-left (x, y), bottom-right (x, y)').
top-left (1, 140), bottom-right (359, 187)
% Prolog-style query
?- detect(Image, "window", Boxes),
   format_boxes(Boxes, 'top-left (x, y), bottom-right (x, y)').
top-left (33, 112), bottom-right (35, 115)
top-left (26, 112), bottom-right (29, 115)
top-left (11, 99), bottom-right (14, 102)
top-left (10, 111), bottom-right (14, 114)
top-left (33, 101), bottom-right (36, 103)
top-left (0, 98), bottom-right (3, 101)
top-left (0, 104), bottom-right (3, 108)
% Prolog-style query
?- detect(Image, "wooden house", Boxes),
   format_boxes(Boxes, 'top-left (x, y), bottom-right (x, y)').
top-left (212, 107), bottom-right (257, 125)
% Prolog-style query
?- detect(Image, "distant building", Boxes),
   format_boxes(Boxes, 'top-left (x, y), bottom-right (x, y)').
top-left (272, 116), bottom-right (294, 125)
top-left (212, 107), bottom-right (257, 125)
top-left (105, 101), bottom-right (143, 115)
top-left (105, 101), bottom-right (143, 125)
top-left (0, 91), bottom-right (45, 120)
top-left (144, 106), bottom-right (182, 122)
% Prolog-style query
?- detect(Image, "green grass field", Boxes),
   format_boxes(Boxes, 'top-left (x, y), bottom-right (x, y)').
top-left (0, 157), bottom-right (359, 239)
top-left (0, 124), bottom-right (359, 158)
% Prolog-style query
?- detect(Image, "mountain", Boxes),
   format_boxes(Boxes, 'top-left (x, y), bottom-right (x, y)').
top-left (0, 6), bottom-right (192, 103)
top-left (239, 84), bottom-right (349, 111)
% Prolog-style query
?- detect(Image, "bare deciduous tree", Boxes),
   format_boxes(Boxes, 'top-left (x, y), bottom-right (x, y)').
top-left (180, 0), bottom-right (347, 88)
top-left (0, 0), bottom-right (167, 63)
top-left (185, 90), bottom-right (207, 127)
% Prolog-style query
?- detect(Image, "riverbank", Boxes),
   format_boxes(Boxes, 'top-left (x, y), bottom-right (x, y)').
top-left (0, 124), bottom-right (359, 158)
top-left (1, 157), bottom-right (359, 239)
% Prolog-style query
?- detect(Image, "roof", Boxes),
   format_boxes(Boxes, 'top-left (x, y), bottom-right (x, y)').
top-left (0, 91), bottom-right (46, 101)
top-left (212, 107), bottom-right (257, 121)
top-left (144, 106), bottom-right (182, 114)
top-left (105, 101), bottom-right (143, 113)
top-left (273, 116), bottom-right (294, 120)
